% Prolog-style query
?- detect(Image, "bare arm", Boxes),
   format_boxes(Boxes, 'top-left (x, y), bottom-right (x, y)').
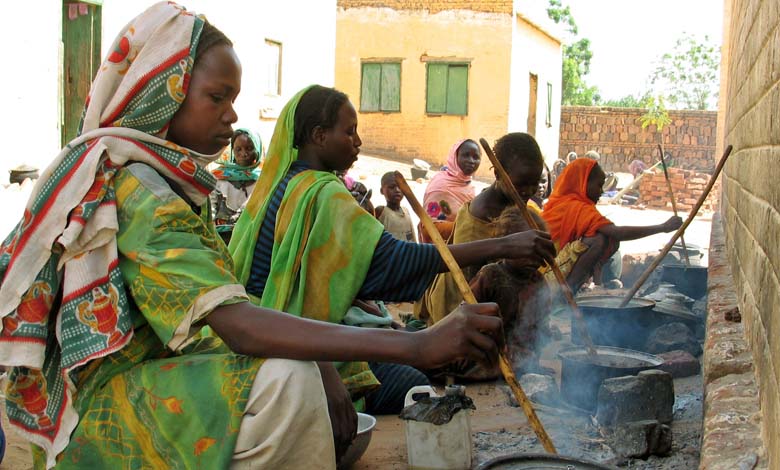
top-left (597, 215), bottom-right (682, 242)
top-left (444, 229), bottom-right (556, 272)
top-left (206, 301), bottom-right (503, 370)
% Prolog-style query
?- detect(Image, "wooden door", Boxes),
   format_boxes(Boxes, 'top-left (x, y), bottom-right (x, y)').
top-left (61, 1), bottom-right (101, 147)
top-left (527, 73), bottom-right (538, 136)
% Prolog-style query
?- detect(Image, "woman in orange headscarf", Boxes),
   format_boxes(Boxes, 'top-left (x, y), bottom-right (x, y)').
top-left (542, 158), bottom-right (683, 292)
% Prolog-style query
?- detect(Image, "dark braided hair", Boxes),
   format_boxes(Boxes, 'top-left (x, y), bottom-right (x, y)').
top-left (493, 132), bottom-right (543, 170)
top-left (293, 85), bottom-right (349, 149)
top-left (195, 20), bottom-right (232, 62)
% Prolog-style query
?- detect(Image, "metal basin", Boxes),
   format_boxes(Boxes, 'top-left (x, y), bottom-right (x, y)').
top-left (572, 295), bottom-right (657, 350)
top-left (337, 412), bottom-right (376, 469)
top-left (558, 346), bottom-right (663, 411)
top-left (477, 453), bottom-right (617, 469)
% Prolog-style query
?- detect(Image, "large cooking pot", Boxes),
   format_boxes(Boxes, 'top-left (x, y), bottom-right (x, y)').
top-left (572, 295), bottom-right (657, 350)
top-left (477, 453), bottom-right (616, 469)
top-left (9, 165), bottom-right (39, 185)
top-left (661, 263), bottom-right (708, 299)
top-left (558, 346), bottom-right (663, 411)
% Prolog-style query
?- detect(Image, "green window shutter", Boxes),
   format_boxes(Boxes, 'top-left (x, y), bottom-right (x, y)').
top-left (360, 63), bottom-right (381, 112)
top-left (546, 82), bottom-right (553, 127)
top-left (426, 63), bottom-right (448, 113)
top-left (446, 64), bottom-right (468, 115)
top-left (380, 63), bottom-right (401, 111)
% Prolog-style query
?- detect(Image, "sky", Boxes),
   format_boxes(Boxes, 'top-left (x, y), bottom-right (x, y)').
top-left (564, 0), bottom-right (724, 101)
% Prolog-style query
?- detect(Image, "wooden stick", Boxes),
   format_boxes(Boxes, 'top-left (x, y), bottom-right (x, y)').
top-left (658, 144), bottom-right (691, 267)
top-left (620, 145), bottom-right (733, 307)
top-left (478, 138), bottom-right (596, 357)
top-left (609, 159), bottom-right (664, 204)
top-left (393, 172), bottom-right (557, 454)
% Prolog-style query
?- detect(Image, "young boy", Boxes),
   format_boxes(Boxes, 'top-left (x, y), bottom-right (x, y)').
top-left (375, 171), bottom-right (417, 242)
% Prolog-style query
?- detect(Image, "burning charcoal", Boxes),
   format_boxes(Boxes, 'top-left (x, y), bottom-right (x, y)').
top-left (596, 370), bottom-right (674, 427)
top-left (606, 419), bottom-right (672, 459)
top-left (645, 322), bottom-right (702, 356)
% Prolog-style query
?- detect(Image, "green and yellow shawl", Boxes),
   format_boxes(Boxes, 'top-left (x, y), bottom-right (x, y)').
top-left (229, 87), bottom-right (384, 396)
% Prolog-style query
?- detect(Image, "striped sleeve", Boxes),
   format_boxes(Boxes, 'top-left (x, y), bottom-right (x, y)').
top-left (358, 232), bottom-right (441, 302)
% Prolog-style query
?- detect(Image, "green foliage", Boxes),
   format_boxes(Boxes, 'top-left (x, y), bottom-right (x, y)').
top-left (547, 0), bottom-right (600, 106)
top-left (639, 95), bottom-right (672, 131)
top-left (651, 33), bottom-right (720, 110)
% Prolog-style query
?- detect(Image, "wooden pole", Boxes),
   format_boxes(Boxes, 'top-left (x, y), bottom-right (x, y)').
top-left (393, 172), bottom-right (557, 454)
top-left (609, 159), bottom-right (664, 204)
top-left (658, 144), bottom-right (691, 267)
top-left (620, 145), bottom-right (733, 307)
top-left (478, 138), bottom-right (597, 357)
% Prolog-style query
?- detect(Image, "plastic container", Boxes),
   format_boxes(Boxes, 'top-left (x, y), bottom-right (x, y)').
top-left (403, 385), bottom-right (472, 470)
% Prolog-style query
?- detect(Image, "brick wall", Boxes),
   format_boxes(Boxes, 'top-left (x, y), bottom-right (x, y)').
top-left (638, 167), bottom-right (720, 213)
top-left (716, 0), bottom-right (780, 467)
top-left (337, 0), bottom-right (513, 14)
top-left (559, 107), bottom-right (718, 174)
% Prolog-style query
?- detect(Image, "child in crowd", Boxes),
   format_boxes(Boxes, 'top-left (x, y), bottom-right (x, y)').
top-left (375, 172), bottom-right (416, 242)
top-left (210, 128), bottom-right (263, 226)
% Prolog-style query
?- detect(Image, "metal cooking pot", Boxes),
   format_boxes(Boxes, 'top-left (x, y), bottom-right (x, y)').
top-left (9, 166), bottom-right (39, 185)
top-left (558, 346), bottom-right (663, 412)
top-left (572, 295), bottom-right (657, 350)
top-left (661, 263), bottom-right (708, 299)
top-left (477, 453), bottom-right (617, 469)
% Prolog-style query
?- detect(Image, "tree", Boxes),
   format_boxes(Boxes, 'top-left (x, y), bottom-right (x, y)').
top-left (547, 0), bottom-right (600, 106)
top-left (650, 34), bottom-right (720, 110)
top-left (602, 91), bottom-right (651, 108)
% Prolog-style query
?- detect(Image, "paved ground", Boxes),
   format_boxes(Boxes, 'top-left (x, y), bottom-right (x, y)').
top-left (0, 153), bottom-right (714, 468)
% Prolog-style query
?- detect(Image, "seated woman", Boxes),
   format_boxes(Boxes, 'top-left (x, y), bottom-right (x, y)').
top-left (0, 5), bottom-right (509, 468)
top-left (416, 133), bottom-right (548, 326)
top-left (211, 129), bottom-right (263, 222)
top-left (229, 86), bottom-right (555, 416)
top-left (542, 158), bottom-right (682, 293)
top-left (420, 139), bottom-right (481, 242)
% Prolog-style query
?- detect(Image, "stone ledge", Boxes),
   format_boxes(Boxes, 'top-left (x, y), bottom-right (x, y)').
top-left (700, 212), bottom-right (767, 469)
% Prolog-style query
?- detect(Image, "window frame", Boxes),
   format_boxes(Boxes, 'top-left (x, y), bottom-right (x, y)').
top-left (425, 61), bottom-right (470, 116)
top-left (263, 39), bottom-right (282, 97)
top-left (359, 60), bottom-right (402, 113)
top-left (546, 82), bottom-right (553, 128)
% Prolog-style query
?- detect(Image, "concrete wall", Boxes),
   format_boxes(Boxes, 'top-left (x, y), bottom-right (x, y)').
top-left (0, 1), bottom-right (335, 180)
top-left (335, 6), bottom-right (513, 177)
top-left (559, 107), bottom-right (718, 174)
top-left (508, 14), bottom-right (562, 166)
top-left (717, 0), bottom-right (780, 467)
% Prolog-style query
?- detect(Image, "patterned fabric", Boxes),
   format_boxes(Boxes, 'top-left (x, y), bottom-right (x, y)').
top-left (423, 139), bottom-right (477, 222)
top-left (211, 128), bottom-right (263, 182)
top-left (31, 165), bottom-right (257, 469)
top-left (0, 3), bottom-right (234, 466)
top-left (542, 158), bottom-right (612, 249)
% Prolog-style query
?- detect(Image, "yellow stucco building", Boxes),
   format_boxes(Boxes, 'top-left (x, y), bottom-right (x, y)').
top-left (336, 0), bottom-right (563, 176)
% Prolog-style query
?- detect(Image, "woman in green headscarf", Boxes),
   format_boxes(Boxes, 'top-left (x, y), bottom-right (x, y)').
top-left (210, 128), bottom-right (263, 227)
top-left (229, 85), bottom-right (556, 415)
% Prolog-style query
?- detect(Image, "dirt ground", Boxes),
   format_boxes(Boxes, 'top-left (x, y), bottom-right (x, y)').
top-left (0, 153), bottom-right (710, 468)
top-left (351, 300), bottom-right (703, 470)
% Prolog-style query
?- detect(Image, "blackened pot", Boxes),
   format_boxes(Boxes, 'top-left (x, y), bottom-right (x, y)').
top-left (558, 346), bottom-right (663, 411)
top-left (477, 453), bottom-right (617, 469)
top-left (572, 295), bottom-right (657, 350)
top-left (661, 263), bottom-right (708, 299)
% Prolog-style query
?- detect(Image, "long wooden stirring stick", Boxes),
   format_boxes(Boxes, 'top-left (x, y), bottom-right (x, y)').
top-left (393, 172), bottom-right (557, 454)
top-left (658, 144), bottom-right (691, 267)
top-left (478, 138), bottom-right (597, 357)
top-left (620, 145), bottom-right (733, 307)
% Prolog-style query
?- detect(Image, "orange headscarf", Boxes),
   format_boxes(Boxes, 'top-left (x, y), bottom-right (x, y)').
top-left (542, 158), bottom-right (612, 249)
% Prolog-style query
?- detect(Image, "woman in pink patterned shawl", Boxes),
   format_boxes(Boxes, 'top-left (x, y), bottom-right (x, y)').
top-left (422, 139), bottom-right (481, 222)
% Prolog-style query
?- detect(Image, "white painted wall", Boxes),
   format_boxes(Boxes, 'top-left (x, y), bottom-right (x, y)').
top-left (0, 0), bottom-right (62, 181)
top-left (0, 0), bottom-right (335, 182)
top-left (507, 13), bottom-right (563, 167)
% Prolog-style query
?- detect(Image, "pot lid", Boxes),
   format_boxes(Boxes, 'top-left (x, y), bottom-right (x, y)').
top-left (653, 294), bottom-right (698, 318)
top-left (576, 294), bottom-right (655, 309)
top-left (9, 164), bottom-right (38, 173)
